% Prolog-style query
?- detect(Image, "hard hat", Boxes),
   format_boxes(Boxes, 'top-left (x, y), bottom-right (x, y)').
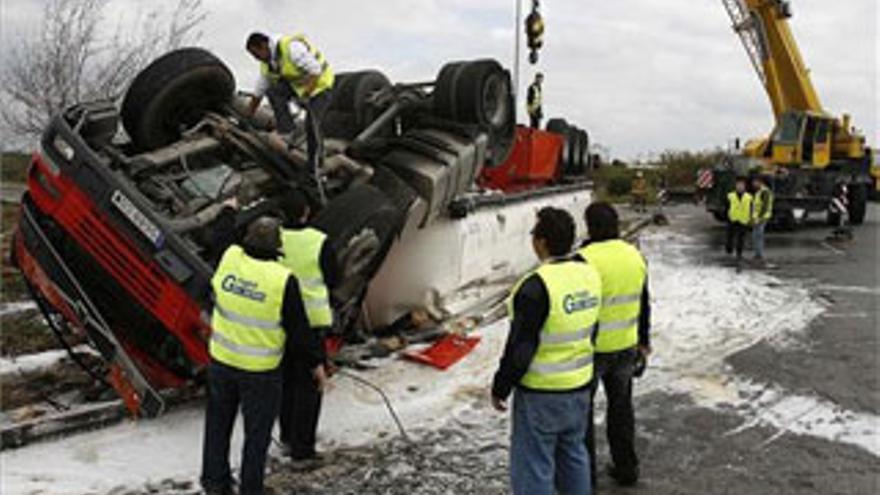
top-left (636, 171), bottom-right (644, 177)
top-left (242, 216), bottom-right (282, 255)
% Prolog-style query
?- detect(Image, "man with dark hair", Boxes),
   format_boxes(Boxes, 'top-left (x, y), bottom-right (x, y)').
top-left (492, 207), bottom-right (601, 495)
top-left (201, 216), bottom-right (320, 495)
top-left (579, 201), bottom-right (651, 488)
top-left (276, 189), bottom-right (340, 463)
top-left (245, 31), bottom-right (335, 181)
top-left (726, 176), bottom-right (753, 265)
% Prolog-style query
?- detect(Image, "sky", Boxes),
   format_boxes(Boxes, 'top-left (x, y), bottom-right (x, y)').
top-left (1, 0), bottom-right (876, 159)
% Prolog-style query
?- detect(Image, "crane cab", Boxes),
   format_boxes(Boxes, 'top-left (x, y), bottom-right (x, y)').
top-left (769, 111), bottom-right (832, 168)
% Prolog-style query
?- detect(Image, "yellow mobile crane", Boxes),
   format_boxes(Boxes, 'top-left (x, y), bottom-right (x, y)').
top-left (708, 0), bottom-right (875, 226)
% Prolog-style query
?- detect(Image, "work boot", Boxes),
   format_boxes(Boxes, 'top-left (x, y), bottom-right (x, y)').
top-left (289, 453), bottom-right (325, 472)
top-left (607, 463), bottom-right (639, 487)
top-left (203, 486), bottom-right (235, 495)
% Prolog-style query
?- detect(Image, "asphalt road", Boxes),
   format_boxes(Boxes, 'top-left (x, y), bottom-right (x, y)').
top-left (599, 203), bottom-right (879, 495)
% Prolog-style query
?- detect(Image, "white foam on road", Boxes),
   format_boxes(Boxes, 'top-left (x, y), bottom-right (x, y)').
top-left (0, 301), bottom-right (37, 318)
top-left (2, 227), bottom-right (876, 494)
top-left (1, 349), bottom-right (71, 376)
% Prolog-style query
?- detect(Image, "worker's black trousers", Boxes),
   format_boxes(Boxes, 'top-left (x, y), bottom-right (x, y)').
top-left (726, 222), bottom-right (749, 259)
top-left (279, 354), bottom-right (323, 459)
top-left (265, 83), bottom-right (333, 174)
top-left (201, 360), bottom-right (281, 495)
top-left (530, 114), bottom-right (542, 129)
top-left (586, 348), bottom-right (639, 486)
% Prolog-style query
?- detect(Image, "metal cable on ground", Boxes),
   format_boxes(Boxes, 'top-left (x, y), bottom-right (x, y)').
top-left (337, 369), bottom-right (411, 443)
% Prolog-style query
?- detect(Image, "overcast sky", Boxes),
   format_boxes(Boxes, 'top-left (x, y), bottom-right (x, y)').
top-left (2, 0), bottom-right (876, 159)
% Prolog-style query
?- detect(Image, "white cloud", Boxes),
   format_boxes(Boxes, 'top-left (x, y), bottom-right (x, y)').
top-left (1, 0), bottom-right (875, 159)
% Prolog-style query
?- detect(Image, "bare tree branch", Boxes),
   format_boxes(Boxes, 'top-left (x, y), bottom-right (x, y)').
top-left (1, 0), bottom-right (207, 144)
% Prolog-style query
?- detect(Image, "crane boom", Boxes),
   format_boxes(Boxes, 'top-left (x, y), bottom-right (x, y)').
top-left (721, 0), bottom-right (823, 119)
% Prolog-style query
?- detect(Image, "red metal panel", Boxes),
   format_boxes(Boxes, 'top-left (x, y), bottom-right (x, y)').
top-left (24, 154), bottom-right (210, 371)
top-left (479, 126), bottom-right (564, 192)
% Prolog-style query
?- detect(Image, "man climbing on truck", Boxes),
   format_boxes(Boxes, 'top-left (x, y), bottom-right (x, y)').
top-left (245, 32), bottom-right (335, 185)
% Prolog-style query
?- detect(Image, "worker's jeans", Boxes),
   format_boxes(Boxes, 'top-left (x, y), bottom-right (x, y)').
top-left (201, 360), bottom-right (282, 495)
top-left (279, 352), bottom-right (323, 459)
top-left (752, 222), bottom-right (767, 259)
top-left (586, 349), bottom-right (639, 487)
top-left (510, 388), bottom-right (592, 495)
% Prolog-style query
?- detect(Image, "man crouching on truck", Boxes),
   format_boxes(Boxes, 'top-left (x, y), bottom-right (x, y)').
top-left (491, 207), bottom-right (602, 495)
top-left (245, 32), bottom-right (335, 176)
top-left (201, 216), bottom-right (320, 495)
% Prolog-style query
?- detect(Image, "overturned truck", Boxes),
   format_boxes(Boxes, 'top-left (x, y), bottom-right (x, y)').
top-left (11, 48), bottom-right (593, 416)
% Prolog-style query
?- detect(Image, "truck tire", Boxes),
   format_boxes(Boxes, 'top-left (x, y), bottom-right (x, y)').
top-left (329, 70), bottom-right (392, 132)
top-left (313, 184), bottom-right (404, 330)
top-left (456, 60), bottom-right (511, 131)
top-left (434, 60), bottom-right (515, 166)
top-left (848, 183), bottom-right (867, 225)
top-left (579, 129), bottom-right (590, 173)
top-left (568, 125), bottom-right (583, 175)
top-left (121, 48), bottom-right (235, 151)
top-left (322, 110), bottom-right (360, 140)
top-left (546, 118), bottom-right (570, 171)
top-left (433, 62), bottom-right (468, 121)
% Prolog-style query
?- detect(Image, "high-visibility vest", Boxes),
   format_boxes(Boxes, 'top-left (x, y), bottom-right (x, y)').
top-left (210, 245), bottom-right (288, 372)
top-left (260, 34), bottom-right (335, 99)
top-left (752, 187), bottom-right (774, 223)
top-left (579, 240), bottom-right (646, 353)
top-left (512, 261), bottom-right (601, 391)
top-left (280, 227), bottom-right (333, 328)
top-left (527, 83), bottom-right (542, 115)
top-left (631, 177), bottom-right (648, 196)
top-left (728, 191), bottom-right (753, 225)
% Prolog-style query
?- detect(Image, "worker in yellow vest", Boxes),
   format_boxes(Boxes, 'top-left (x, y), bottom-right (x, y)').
top-left (750, 176), bottom-right (774, 262)
top-left (577, 202), bottom-right (651, 488)
top-left (492, 207), bottom-right (602, 495)
top-left (526, 72), bottom-right (544, 129)
top-left (631, 171), bottom-right (648, 213)
top-left (276, 190), bottom-right (340, 463)
top-left (245, 32), bottom-right (335, 176)
top-left (726, 176), bottom-right (753, 264)
top-left (201, 216), bottom-right (319, 495)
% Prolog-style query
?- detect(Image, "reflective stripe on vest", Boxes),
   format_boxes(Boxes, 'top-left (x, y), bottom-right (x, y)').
top-left (210, 245), bottom-right (288, 372)
top-left (214, 303), bottom-right (282, 331)
top-left (211, 331), bottom-right (284, 358)
top-left (280, 227), bottom-right (333, 328)
top-left (579, 239), bottom-right (647, 353)
top-left (518, 261), bottom-right (601, 391)
top-left (728, 191), bottom-right (753, 224)
top-left (260, 34), bottom-right (335, 99)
